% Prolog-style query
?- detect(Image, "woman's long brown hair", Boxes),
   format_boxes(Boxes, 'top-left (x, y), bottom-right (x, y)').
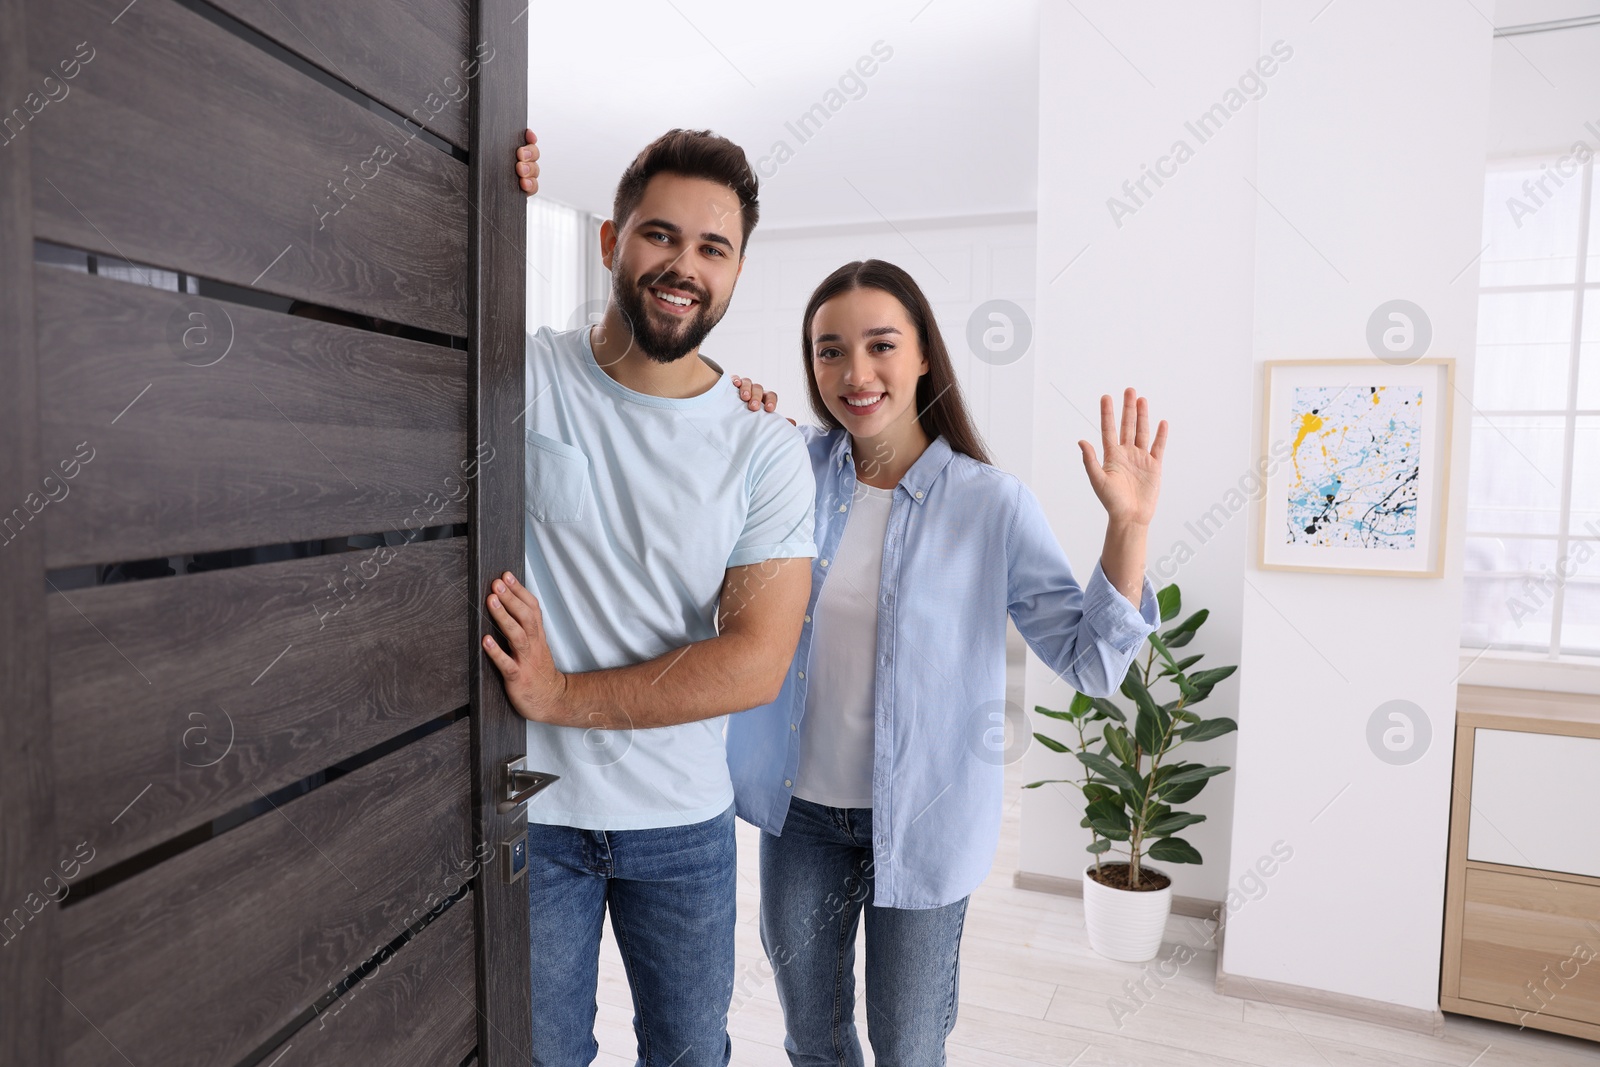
top-left (801, 259), bottom-right (992, 465)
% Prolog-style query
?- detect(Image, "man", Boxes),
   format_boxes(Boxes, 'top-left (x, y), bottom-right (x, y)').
top-left (481, 128), bottom-right (814, 1067)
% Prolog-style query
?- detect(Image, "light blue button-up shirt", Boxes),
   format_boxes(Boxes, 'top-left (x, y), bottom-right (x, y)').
top-left (726, 426), bottom-right (1160, 909)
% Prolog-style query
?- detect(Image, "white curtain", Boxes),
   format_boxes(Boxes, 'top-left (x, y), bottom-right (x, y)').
top-left (526, 196), bottom-right (609, 332)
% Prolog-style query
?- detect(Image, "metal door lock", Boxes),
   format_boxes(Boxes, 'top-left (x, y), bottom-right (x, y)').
top-left (498, 755), bottom-right (558, 814)
top-left (501, 832), bottom-right (528, 884)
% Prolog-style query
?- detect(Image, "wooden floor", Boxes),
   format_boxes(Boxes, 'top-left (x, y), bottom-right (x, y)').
top-left (588, 638), bottom-right (1598, 1065)
top-left (589, 767), bottom-right (1598, 1066)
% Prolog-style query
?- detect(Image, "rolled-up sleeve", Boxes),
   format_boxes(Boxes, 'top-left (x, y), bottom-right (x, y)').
top-left (1004, 480), bottom-right (1159, 696)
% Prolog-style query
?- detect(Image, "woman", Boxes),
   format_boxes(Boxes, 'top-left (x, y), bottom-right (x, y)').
top-left (725, 260), bottom-right (1168, 1066)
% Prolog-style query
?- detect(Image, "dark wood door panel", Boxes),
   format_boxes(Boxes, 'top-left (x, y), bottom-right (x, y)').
top-left (4, 0), bottom-right (530, 1061)
top-left (49, 536), bottom-right (470, 870)
top-left (34, 267), bottom-right (470, 567)
top-left (60, 718), bottom-right (475, 1067)
top-left (0, 2), bottom-right (59, 1063)
top-left (30, 0), bottom-right (470, 335)
top-left (464, 1), bottom-right (534, 1061)
top-left (263, 891), bottom-right (479, 1066)
top-left (208, 0), bottom-right (473, 150)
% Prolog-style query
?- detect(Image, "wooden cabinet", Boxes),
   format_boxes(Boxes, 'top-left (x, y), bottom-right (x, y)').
top-left (1441, 686), bottom-right (1600, 1043)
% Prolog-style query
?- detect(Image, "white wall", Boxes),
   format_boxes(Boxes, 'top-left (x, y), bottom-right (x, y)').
top-left (1020, 0), bottom-right (1264, 905)
top-left (1025, 0), bottom-right (1495, 1016)
top-left (706, 215), bottom-right (1038, 480)
top-left (1224, 0), bottom-right (1492, 1013)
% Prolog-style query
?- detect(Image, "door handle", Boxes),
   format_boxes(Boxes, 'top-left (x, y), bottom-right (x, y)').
top-left (498, 755), bottom-right (559, 814)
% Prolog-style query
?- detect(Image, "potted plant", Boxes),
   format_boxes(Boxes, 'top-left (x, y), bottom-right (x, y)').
top-left (1027, 583), bottom-right (1238, 962)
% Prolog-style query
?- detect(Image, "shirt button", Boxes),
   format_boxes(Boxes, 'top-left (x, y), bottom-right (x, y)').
top-left (797, 671), bottom-right (805, 679)
top-left (838, 504), bottom-right (847, 512)
top-left (914, 491), bottom-right (924, 500)
top-left (791, 723), bottom-right (797, 731)
top-left (784, 779), bottom-right (793, 788)
top-left (803, 614), bottom-right (811, 623)
top-left (820, 559), bottom-right (829, 568)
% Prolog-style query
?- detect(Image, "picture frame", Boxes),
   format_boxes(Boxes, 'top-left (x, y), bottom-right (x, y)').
top-left (1257, 358), bottom-right (1455, 577)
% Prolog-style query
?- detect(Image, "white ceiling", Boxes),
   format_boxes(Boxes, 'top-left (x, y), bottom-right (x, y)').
top-left (523, 2), bottom-right (1599, 229)
top-left (525, 0), bottom-right (1040, 229)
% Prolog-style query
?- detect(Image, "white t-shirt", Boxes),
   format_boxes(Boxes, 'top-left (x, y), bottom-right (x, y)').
top-left (521, 325), bottom-right (817, 830)
top-left (793, 480), bottom-right (894, 808)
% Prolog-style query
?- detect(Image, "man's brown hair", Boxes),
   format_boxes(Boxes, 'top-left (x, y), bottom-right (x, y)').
top-left (612, 129), bottom-right (760, 253)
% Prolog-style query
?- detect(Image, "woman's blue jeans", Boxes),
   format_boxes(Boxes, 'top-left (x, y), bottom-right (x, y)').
top-left (759, 797), bottom-right (970, 1067)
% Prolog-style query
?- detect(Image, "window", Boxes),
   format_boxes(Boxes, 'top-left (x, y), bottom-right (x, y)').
top-left (526, 196), bottom-right (610, 333)
top-left (1462, 155), bottom-right (1599, 659)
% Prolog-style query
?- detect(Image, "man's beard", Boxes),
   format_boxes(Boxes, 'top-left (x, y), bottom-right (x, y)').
top-left (610, 261), bottom-right (728, 364)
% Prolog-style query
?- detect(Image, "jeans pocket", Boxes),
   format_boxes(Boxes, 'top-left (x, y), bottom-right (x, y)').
top-left (525, 429), bottom-right (590, 523)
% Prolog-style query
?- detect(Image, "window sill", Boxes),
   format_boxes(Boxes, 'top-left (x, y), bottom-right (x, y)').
top-left (1456, 647), bottom-right (1600, 696)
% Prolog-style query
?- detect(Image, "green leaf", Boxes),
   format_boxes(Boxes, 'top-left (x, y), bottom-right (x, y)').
top-left (1189, 666), bottom-right (1237, 688)
top-left (1146, 812), bottom-right (1207, 836)
top-left (1147, 630), bottom-right (1179, 671)
top-left (1121, 673), bottom-right (1166, 734)
top-left (1159, 777), bottom-right (1210, 805)
top-left (1147, 837), bottom-right (1204, 864)
top-left (1158, 654), bottom-right (1204, 677)
top-left (1084, 797), bottom-right (1131, 840)
top-left (1160, 764), bottom-right (1230, 788)
top-left (1161, 609), bottom-right (1209, 648)
top-left (1104, 726), bottom-right (1136, 767)
top-left (1033, 732), bottom-right (1069, 754)
top-left (1033, 707), bottom-right (1077, 722)
top-left (1157, 584), bottom-right (1181, 623)
top-left (1086, 838), bottom-right (1114, 854)
top-left (1178, 717), bottom-right (1238, 744)
top-left (1069, 692), bottom-right (1094, 715)
top-left (1082, 782), bottom-right (1117, 805)
top-left (1076, 751), bottom-right (1142, 793)
top-left (1135, 704), bottom-right (1165, 755)
top-left (1090, 697), bottom-right (1127, 724)
top-left (1154, 767), bottom-right (1227, 803)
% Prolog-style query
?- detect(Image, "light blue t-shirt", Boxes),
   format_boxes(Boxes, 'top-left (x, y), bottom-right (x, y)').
top-left (521, 325), bottom-right (817, 830)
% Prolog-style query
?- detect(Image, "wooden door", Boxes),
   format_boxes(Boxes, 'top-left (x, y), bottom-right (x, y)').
top-left (0, 0), bottom-right (532, 1062)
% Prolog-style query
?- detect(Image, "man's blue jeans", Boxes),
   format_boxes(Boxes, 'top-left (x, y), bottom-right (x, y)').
top-left (759, 797), bottom-right (970, 1067)
top-left (526, 803), bottom-right (736, 1067)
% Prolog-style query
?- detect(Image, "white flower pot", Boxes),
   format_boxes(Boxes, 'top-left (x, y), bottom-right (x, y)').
top-left (1082, 862), bottom-right (1173, 962)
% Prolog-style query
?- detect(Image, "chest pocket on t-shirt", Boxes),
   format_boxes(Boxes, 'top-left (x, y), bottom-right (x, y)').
top-left (525, 429), bottom-right (590, 523)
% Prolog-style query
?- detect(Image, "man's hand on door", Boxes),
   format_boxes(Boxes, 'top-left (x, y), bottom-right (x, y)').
top-left (482, 571), bottom-right (569, 724)
top-left (516, 129), bottom-right (540, 195)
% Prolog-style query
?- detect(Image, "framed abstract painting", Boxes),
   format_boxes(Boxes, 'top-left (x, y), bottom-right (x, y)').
top-left (1257, 359), bottom-right (1455, 577)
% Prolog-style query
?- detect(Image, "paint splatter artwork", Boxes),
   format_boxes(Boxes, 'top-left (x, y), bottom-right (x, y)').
top-left (1285, 385), bottom-right (1421, 549)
